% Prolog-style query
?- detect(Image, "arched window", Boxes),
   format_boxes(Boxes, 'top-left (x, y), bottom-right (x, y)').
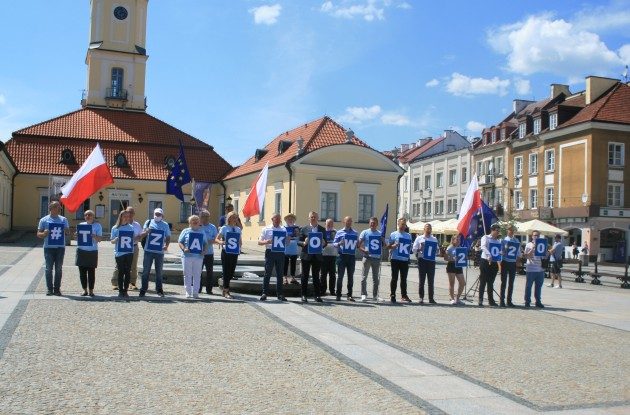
top-left (108, 68), bottom-right (126, 99)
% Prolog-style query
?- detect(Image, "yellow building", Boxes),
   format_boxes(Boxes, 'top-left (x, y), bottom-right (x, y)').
top-left (222, 117), bottom-right (404, 241)
top-left (0, 143), bottom-right (16, 235)
top-left (6, 0), bottom-right (231, 232)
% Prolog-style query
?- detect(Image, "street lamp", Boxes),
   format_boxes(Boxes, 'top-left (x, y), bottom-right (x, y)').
top-left (420, 188), bottom-right (432, 223)
top-left (581, 193), bottom-right (588, 206)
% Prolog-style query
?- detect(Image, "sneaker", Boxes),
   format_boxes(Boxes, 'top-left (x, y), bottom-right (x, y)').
top-left (347, 296), bottom-right (355, 302)
top-left (401, 295), bottom-right (411, 303)
top-left (53, 290), bottom-right (62, 296)
top-left (450, 299), bottom-right (457, 305)
top-left (129, 284), bottom-right (137, 291)
top-left (46, 290), bottom-right (53, 296)
top-left (112, 286), bottom-right (119, 291)
top-left (277, 296), bottom-right (287, 301)
top-left (507, 302), bottom-right (515, 307)
top-left (260, 294), bottom-right (267, 301)
top-left (315, 297), bottom-right (323, 303)
top-left (535, 302), bottom-right (545, 308)
top-left (428, 299), bottom-right (437, 304)
top-left (456, 299), bottom-right (465, 305)
top-left (139, 291), bottom-right (146, 297)
top-left (157, 291), bottom-right (165, 298)
top-left (193, 294), bottom-right (199, 299)
top-left (360, 295), bottom-right (367, 302)
top-left (390, 296), bottom-right (397, 303)
top-left (524, 303), bottom-right (531, 308)
top-left (118, 292), bottom-right (124, 298)
top-left (185, 293), bottom-right (191, 298)
top-left (555, 285), bottom-right (562, 289)
top-left (335, 295), bottom-right (341, 301)
top-left (547, 284), bottom-right (554, 288)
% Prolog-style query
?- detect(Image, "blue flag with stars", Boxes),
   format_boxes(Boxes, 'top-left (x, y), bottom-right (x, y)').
top-left (459, 200), bottom-right (498, 250)
top-left (379, 203), bottom-right (389, 235)
top-left (166, 141), bottom-right (192, 202)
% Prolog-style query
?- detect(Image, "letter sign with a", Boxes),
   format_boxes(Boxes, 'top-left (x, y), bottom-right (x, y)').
top-left (77, 224), bottom-right (93, 247)
top-left (271, 230), bottom-right (287, 253)
top-left (117, 230), bottom-right (134, 254)
top-left (187, 232), bottom-right (204, 255)
top-left (535, 238), bottom-right (548, 257)
top-left (308, 232), bottom-right (323, 254)
top-left (225, 232), bottom-right (240, 254)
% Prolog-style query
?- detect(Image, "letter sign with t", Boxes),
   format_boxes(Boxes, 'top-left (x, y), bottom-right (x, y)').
top-left (117, 230), bottom-right (134, 254)
top-left (489, 241), bottom-right (502, 262)
top-left (187, 232), bottom-right (204, 255)
top-left (76, 224), bottom-right (93, 247)
top-left (308, 232), bottom-right (323, 254)
top-left (535, 238), bottom-right (548, 257)
top-left (271, 230), bottom-right (286, 253)
top-left (455, 247), bottom-right (468, 267)
top-left (225, 232), bottom-right (240, 254)
top-left (396, 237), bottom-right (411, 259)
top-left (341, 234), bottom-right (357, 254)
top-left (47, 223), bottom-right (65, 246)
top-left (423, 240), bottom-right (438, 261)
top-left (505, 241), bottom-right (520, 261)
top-left (147, 229), bottom-right (165, 252)
top-left (368, 235), bottom-right (382, 256)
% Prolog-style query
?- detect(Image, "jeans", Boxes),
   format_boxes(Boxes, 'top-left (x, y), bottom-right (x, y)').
top-left (500, 261), bottom-right (517, 303)
top-left (479, 259), bottom-right (498, 303)
top-left (320, 256), bottom-right (337, 295)
top-left (336, 254), bottom-right (356, 297)
top-left (525, 271), bottom-right (545, 305)
top-left (182, 255), bottom-right (203, 296)
top-left (390, 259), bottom-right (409, 297)
top-left (116, 254), bottom-right (133, 293)
top-left (263, 250), bottom-right (285, 296)
top-left (200, 254), bottom-right (215, 293)
top-left (361, 257), bottom-right (381, 298)
top-left (44, 248), bottom-right (65, 292)
top-left (141, 251), bottom-right (164, 293)
top-left (418, 258), bottom-right (435, 301)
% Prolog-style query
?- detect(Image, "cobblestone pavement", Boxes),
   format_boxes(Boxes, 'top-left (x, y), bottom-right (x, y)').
top-left (0, 239), bottom-right (628, 414)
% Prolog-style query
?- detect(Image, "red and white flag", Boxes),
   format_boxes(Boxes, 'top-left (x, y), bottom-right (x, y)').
top-left (60, 144), bottom-right (114, 212)
top-left (242, 162), bottom-right (269, 218)
top-left (456, 174), bottom-right (481, 237)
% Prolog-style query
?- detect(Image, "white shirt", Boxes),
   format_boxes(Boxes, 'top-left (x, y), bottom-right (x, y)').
top-left (480, 234), bottom-right (501, 260)
top-left (524, 242), bottom-right (544, 272)
top-left (259, 225), bottom-right (287, 250)
top-left (412, 234), bottom-right (438, 259)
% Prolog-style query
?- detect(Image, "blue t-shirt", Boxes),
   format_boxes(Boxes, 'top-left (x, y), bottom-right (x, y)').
top-left (77, 221), bottom-right (103, 252)
top-left (38, 214), bottom-right (69, 248)
top-left (143, 219), bottom-right (171, 254)
top-left (284, 225), bottom-right (299, 255)
top-left (111, 224), bottom-right (135, 257)
top-left (200, 223), bottom-right (218, 256)
top-left (219, 225), bottom-right (242, 253)
top-left (359, 229), bottom-right (383, 259)
top-left (333, 228), bottom-right (358, 255)
top-left (178, 228), bottom-right (209, 258)
top-left (389, 231), bottom-right (412, 262)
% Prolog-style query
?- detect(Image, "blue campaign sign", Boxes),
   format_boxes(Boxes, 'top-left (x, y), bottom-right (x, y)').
top-left (489, 241), bottom-right (502, 261)
top-left (271, 230), bottom-right (287, 253)
top-left (325, 230), bottom-right (335, 242)
top-left (396, 237), bottom-right (412, 259)
top-left (535, 238), bottom-right (548, 257)
top-left (368, 235), bottom-right (382, 256)
top-left (117, 230), bottom-right (135, 254)
top-left (423, 240), bottom-right (438, 261)
top-left (307, 232), bottom-right (323, 254)
top-left (285, 226), bottom-right (299, 237)
top-left (146, 229), bottom-right (165, 251)
top-left (225, 232), bottom-right (240, 254)
top-left (47, 223), bottom-right (65, 246)
top-left (187, 232), bottom-right (204, 254)
top-left (76, 224), bottom-right (93, 247)
top-left (341, 234), bottom-right (358, 254)
top-left (455, 247), bottom-right (468, 267)
top-left (505, 241), bottom-right (520, 261)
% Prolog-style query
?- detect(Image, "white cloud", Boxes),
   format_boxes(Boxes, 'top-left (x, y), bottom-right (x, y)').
top-left (397, 2), bottom-right (412, 9)
top-left (466, 121), bottom-right (486, 134)
top-left (0, 94), bottom-right (6, 106)
top-left (514, 78), bottom-right (531, 95)
top-left (320, 1), bottom-right (410, 21)
top-left (249, 4), bottom-right (282, 25)
top-left (487, 13), bottom-right (626, 77)
top-left (381, 113), bottom-right (410, 126)
top-left (620, 45), bottom-right (630, 65)
top-left (573, 5), bottom-right (630, 33)
top-left (446, 73), bottom-right (510, 97)
top-left (337, 105), bottom-right (382, 123)
top-left (425, 78), bottom-right (439, 87)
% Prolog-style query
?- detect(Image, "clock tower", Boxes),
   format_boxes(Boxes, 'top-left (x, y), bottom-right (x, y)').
top-left (83, 0), bottom-right (149, 111)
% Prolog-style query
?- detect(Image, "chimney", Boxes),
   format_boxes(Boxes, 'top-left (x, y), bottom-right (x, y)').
top-left (513, 99), bottom-right (533, 114)
top-left (345, 129), bottom-right (354, 143)
top-left (400, 143), bottom-right (409, 152)
top-left (550, 84), bottom-right (570, 99)
top-left (585, 76), bottom-right (619, 105)
top-left (296, 136), bottom-right (304, 155)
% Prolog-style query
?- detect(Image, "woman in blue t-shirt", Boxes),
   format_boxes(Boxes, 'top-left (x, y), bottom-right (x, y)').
top-left (75, 209), bottom-right (102, 297)
top-left (110, 210), bottom-right (138, 298)
top-left (216, 212), bottom-right (242, 299)
top-left (444, 234), bottom-right (466, 305)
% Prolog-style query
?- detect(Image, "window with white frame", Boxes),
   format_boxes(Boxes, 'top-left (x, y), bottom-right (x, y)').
top-left (608, 143), bottom-right (625, 166)
top-left (436, 172), bottom-right (443, 188)
top-left (529, 188), bottom-right (538, 209)
top-left (495, 157), bottom-right (504, 175)
top-left (518, 123), bottom-right (526, 138)
top-left (448, 169), bottom-right (457, 186)
top-left (497, 189), bottom-right (504, 206)
top-left (424, 201), bottom-right (432, 216)
top-left (434, 200), bottom-right (444, 215)
top-left (544, 149), bottom-right (555, 172)
top-left (321, 192), bottom-right (338, 221)
top-left (607, 184), bottom-right (623, 207)
top-left (447, 199), bottom-right (452, 213)
top-left (545, 187), bottom-right (554, 208)
top-left (358, 194), bottom-right (374, 222)
top-left (514, 190), bottom-right (523, 210)
top-left (461, 167), bottom-right (467, 183)
top-left (452, 198), bottom-right (458, 213)
top-left (549, 113), bottom-right (558, 130)
top-left (529, 153), bottom-right (538, 175)
top-left (533, 118), bottom-right (541, 135)
top-left (476, 161), bottom-right (483, 176)
top-left (514, 156), bottom-right (523, 177)
top-left (424, 175), bottom-right (431, 189)
top-left (491, 131), bottom-right (497, 143)
top-left (413, 177), bottom-right (420, 192)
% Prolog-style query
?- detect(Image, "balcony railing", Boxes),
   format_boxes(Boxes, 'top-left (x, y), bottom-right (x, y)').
top-left (105, 87), bottom-right (128, 101)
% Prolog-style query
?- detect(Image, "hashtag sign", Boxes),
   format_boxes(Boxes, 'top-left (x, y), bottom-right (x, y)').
top-left (48, 224), bottom-right (64, 246)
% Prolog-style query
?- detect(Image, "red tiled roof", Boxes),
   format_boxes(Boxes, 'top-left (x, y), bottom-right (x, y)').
top-left (223, 116), bottom-right (369, 180)
top-left (561, 83), bottom-right (630, 128)
top-left (398, 138), bottom-right (444, 163)
top-left (6, 108), bottom-right (232, 182)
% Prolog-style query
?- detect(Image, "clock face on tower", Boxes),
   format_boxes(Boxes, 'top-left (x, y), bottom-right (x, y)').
top-left (113, 6), bottom-right (128, 20)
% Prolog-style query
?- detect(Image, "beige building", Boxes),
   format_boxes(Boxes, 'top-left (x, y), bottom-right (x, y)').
top-left (222, 117), bottom-right (404, 241)
top-left (0, 143), bottom-right (16, 235)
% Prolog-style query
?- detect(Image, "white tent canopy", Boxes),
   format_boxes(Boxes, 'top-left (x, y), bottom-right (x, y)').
top-left (408, 221), bottom-right (427, 234)
top-left (431, 218), bottom-right (459, 235)
top-left (516, 219), bottom-right (568, 237)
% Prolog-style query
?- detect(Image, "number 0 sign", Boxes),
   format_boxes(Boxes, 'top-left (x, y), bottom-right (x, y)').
top-left (535, 238), bottom-right (548, 257)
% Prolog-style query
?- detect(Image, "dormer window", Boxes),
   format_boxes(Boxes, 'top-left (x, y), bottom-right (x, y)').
top-left (549, 113), bottom-right (558, 130)
top-left (114, 152), bottom-right (129, 168)
top-left (491, 131), bottom-right (497, 143)
top-left (277, 140), bottom-right (292, 154)
top-left (59, 149), bottom-right (77, 165)
top-left (255, 148), bottom-right (268, 162)
top-left (500, 129), bottom-right (506, 140)
top-left (533, 118), bottom-right (541, 135)
top-left (518, 123), bottom-right (526, 139)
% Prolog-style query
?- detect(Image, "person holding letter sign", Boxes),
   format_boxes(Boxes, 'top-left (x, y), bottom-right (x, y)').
top-left (139, 208), bottom-right (171, 298)
top-left (524, 230), bottom-right (547, 308)
top-left (217, 212), bottom-right (241, 299)
top-left (199, 210), bottom-right (218, 295)
top-left (111, 206), bottom-right (142, 291)
top-left (358, 217), bottom-right (384, 302)
top-left (444, 235), bottom-right (466, 305)
top-left (110, 210), bottom-right (139, 298)
top-left (500, 226), bottom-right (520, 307)
top-left (333, 216), bottom-right (358, 302)
top-left (178, 215), bottom-right (209, 299)
top-left (283, 213), bottom-right (300, 285)
top-left (387, 218), bottom-right (412, 303)
top-left (75, 210), bottom-right (102, 297)
top-left (37, 201), bottom-right (70, 296)
top-left (258, 213), bottom-right (288, 301)
top-left (412, 223), bottom-right (439, 304)
top-left (297, 211), bottom-right (326, 303)
top-left (321, 218), bottom-right (338, 296)
top-left (478, 223), bottom-right (501, 306)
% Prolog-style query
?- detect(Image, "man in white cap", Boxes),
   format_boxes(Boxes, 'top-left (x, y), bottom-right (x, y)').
top-left (139, 207), bottom-right (171, 297)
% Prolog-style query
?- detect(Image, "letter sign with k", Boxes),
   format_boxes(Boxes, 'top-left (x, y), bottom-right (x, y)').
top-left (271, 230), bottom-right (286, 253)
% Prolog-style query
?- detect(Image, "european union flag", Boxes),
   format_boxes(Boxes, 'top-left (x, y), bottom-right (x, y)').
top-left (379, 203), bottom-right (389, 235)
top-left (459, 200), bottom-right (498, 250)
top-left (166, 141), bottom-right (192, 201)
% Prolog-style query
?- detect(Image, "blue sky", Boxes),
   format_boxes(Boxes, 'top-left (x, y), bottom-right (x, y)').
top-left (1, 0), bottom-right (629, 165)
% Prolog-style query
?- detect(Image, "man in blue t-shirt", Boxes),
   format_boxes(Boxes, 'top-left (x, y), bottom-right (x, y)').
top-left (358, 217), bottom-right (384, 302)
top-left (199, 209), bottom-right (218, 294)
top-left (139, 208), bottom-right (171, 297)
top-left (36, 201), bottom-right (70, 296)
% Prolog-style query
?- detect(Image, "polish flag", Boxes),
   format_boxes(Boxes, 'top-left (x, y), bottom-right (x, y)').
top-left (242, 162), bottom-right (269, 218)
top-left (60, 144), bottom-right (114, 212)
top-left (456, 174), bottom-right (482, 237)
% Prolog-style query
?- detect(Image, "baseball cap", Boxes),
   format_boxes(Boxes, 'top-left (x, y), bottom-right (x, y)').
top-left (154, 208), bottom-right (164, 215)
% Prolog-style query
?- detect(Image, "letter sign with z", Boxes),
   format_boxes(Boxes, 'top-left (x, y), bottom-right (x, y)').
top-left (342, 234), bottom-right (357, 254)
top-left (308, 232), bottom-right (323, 254)
top-left (455, 247), bottom-right (468, 267)
top-left (117, 230), bottom-right (134, 254)
top-left (271, 230), bottom-right (286, 253)
top-left (489, 241), bottom-right (502, 262)
top-left (76, 224), bottom-right (93, 247)
top-left (368, 235), bottom-right (382, 256)
top-left (396, 237), bottom-right (411, 259)
top-left (47, 223), bottom-right (65, 246)
top-left (187, 232), bottom-right (204, 255)
top-left (147, 229), bottom-right (165, 252)
top-left (423, 240), bottom-right (438, 261)
top-left (505, 241), bottom-right (520, 261)
top-left (225, 232), bottom-right (240, 254)
top-left (535, 238), bottom-right (548, 257)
